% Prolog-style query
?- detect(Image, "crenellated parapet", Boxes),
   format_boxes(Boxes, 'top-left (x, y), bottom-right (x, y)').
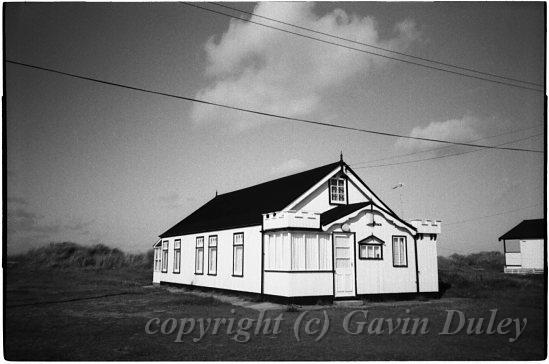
top-left (410, 219), bottom-right (442, 236)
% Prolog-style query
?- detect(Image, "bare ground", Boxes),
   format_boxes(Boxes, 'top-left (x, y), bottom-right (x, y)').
top-left (4, 267), bottom-right (547, 360)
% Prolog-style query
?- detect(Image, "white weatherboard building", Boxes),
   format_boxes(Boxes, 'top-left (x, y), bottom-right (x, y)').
top-left (153, 159), bottom-right (441, 300)
top-left (500, 219), bottom-right (545, 274)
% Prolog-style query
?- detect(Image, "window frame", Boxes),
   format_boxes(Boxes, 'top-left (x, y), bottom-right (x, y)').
top-left (329, 176), bottom-right (347, 205)
top-left (265, 232), bottom-right (332, 272)
top-left (232, 232), bottom-right (244, 277)
top-left (207, 235), bottom-right (218, 276)
top-left (173, 239), bottom-right (181, 274)
top-left (195, 236), bottom-right (204, 275)
top-left (392, 235), bottom-right (408, 268)
top-left (154, 247), bottom-right (162, 271)
top-left (504, 240), bottom-right (521, 253)
top-left (359, 243), bottom-right (383, 260)
top-left (161, 240), bottom-right (169, 273)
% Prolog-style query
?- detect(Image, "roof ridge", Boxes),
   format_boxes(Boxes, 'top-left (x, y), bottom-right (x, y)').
top-left (215, 160), bottom-right (341, 198)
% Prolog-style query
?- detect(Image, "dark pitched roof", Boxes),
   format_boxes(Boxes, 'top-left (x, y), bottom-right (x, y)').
top-left (160, 161), bottom-right (341, 237)
top-left (499, 219), bottom-right (546, 241)
top-left (320, 202), bottom-right (371, 226)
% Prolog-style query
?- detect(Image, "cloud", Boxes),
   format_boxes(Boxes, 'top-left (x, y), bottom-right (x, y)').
top-left (191, 2), bottom-right (420, 130)
top-left (394, 116), bottom-right (481, 153)
top-left (7, 206), bottom-right (93, 237)
top-left (270, 158), bottom-right (307, 176)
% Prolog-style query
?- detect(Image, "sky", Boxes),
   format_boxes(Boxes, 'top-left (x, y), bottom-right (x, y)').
top-left (5, 2), bottom-right (545, 256)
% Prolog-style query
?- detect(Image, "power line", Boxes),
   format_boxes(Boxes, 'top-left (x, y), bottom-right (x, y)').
top-left (444, 203), bottom-right (542, 226)
top-left (354, 133), bottom-right (543, 169)
top-left (211, 2), bottom-right (542, 88)
top-left (7, 60), bottom-right (544, 154)
top-left (351, 125), bottom-right (543, 167)
top-left (182, 2), bottom-right (544, 93)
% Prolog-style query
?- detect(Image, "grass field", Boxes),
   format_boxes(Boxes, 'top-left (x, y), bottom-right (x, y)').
top-left (4, 245), bottom-right (547, 360)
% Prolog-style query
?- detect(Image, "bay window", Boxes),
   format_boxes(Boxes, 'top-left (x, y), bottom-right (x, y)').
top-left (265, 232), bottom-right (331, 271)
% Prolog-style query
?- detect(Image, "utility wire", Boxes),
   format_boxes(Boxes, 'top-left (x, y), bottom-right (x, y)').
top-left (211, 2), bottom-right (542, 88)
top-left (354, 133), bottom-right (543, 169)
top-left (444, 203), bottom-right (542, 226)
top-left (6, 60), bottom-right (544, 153)
top-left (351, 124), bottom-right (542, 167)
top-left (182, 2), bottom-right (544, 93)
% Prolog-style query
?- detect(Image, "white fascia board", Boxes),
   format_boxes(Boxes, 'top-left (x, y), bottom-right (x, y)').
top-left (284, 165), bottom-right (342, 210)
top-left (345, 168), bottom-right (396, 216)
top-left (323, 205), bottom-right (416, 235)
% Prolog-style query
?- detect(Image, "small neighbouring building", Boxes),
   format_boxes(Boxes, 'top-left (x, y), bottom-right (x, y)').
top-left (153, 158), bottom-right (442, 300)
top-left (499, 219), bottom-right (545, 274)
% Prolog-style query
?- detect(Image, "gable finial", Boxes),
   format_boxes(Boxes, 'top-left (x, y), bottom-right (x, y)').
top-left (340, 151), bottom-right (343, 162)
top-left (215, 190), bottom-right (218, 197)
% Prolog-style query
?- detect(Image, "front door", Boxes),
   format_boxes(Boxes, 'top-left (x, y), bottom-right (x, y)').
top-left (333, 233), bottom-right (356, 297)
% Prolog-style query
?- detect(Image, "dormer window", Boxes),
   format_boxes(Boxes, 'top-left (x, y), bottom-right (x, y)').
top-left (329, 176), bottom-right (347, 204)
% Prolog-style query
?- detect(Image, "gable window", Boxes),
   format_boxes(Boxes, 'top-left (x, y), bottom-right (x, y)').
top-left (233, 233), bottom-right (244, 277)
top-left (329, 177), bottom-right (347, 204)
top-left (154, 246), bottom-right (162, 271)
top-left (359, 243), bottom-right (383, 260)
top-left (208, 235), bottom-right (218, 275)
top-left (195, 237), bottom-right (204, 274)
top-left (173, 239), bottom-right (181, 273)
top-left (358, 236), bottom-right (384, 260)
top-left (161, 241), bottom-right (169, 273)
top-left (392, 236), bottom-right (407, 267)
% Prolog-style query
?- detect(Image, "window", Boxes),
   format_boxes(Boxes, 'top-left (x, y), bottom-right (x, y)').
top-left (329, 177), bottom-right (346, 204)
top-left (208, 236), bottom-right (218, 275)
top-left (291, 234), bottom-right (306, 270)
top-left (359, 244), bottom-right (383, 260)
top-left (233, 233), bottom-right (244, 276)
top-left (161, 241), bottom-right (169, 273)
top-left (504, 240), bottom-right (521, 253)
top-left (392, 236), bottom-right (407, 267)
top-left (173, 240), bottom-right (181, 273)
top-left (265, 232), bottom-right (332, 271)
top-left (195, 237), bottom-right (204, 274)
top-left (154, 247), bottom-right (162, 271)
top-left (265, 232), bottom-right (287, 270)
top-left (319, 235), bottom-right (331, 270)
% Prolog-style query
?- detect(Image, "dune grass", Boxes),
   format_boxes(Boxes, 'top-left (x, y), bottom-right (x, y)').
top-left (438, 251), bottom-right (544, 297)
top-left (10, 241), bottom-right (153, 270)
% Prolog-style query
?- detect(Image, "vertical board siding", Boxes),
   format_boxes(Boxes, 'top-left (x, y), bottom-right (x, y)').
top-left (156, 225), bottom-right (262, 293)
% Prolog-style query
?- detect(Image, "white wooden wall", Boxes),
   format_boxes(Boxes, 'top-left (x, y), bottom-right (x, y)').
top-left (263, 272), bottom-right (333, 297)
top-left (416, 237), bottom-right (439, 292)
top-left (520, 239), bottom-right (544, 269)
top-left (291, 172), bottom-right (369, 213)
top-left (153, 225), bottom-right (262, 293)
top-left (332, 210), bottom-right (418, 295)
top-left (505, 252), bottom-right (521, 266)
